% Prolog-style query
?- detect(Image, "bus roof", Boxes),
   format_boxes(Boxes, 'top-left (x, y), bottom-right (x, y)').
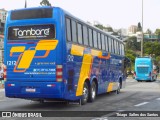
top-left (9, 6), bottom-right (124, 44)
top-left (135, 57), bottom-right (152, 62)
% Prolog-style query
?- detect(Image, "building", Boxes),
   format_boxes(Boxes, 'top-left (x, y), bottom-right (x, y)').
top-left (0, 35), bottom-right (4, 64)
top-left (144, 34), bottom-right (160, 42)
top-left (128, 25), bottom-right (138, 36)
top-left (0, 34), bottom-right (4, 49)
top-left (0, 9), bottom-right (6, 63)
top-left (0, 9), bottom-right (7, 34)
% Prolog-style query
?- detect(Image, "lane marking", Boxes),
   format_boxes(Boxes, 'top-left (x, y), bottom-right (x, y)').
top-left (117, 110), bottom-right (125, 112)
top-left (156, 98), bottom-right (160, 100)
top-left (91, 117), bottom-right (108, 120)
top-left (134, 102), bottom-right (149, 107)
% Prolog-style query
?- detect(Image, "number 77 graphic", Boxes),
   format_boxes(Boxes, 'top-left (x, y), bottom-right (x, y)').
top-left (9, 40), bottom-right (58, 72)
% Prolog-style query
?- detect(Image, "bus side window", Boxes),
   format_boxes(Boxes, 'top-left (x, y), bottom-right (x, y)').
top-left (93, 30), bottom-right (98, 48)
top-left (98, 33), bottom-right (101, 49)
top-left (105, 36), bottom-right (109, 52)
top-left (117, 42), bottom-right (120, 55)
top-left (83, 26), bottom-right (88, 46)
top-left (101, 34), bottom-right (105, 51)
top-left (122, 44), bottom-right (125, 55)
top-left (88, 28), bottom-right (93, 47)
top-left (77, 23), bottom-right (83, 44)
top-left (71, 20), bottom-right (77, 43)
top-left (114, 40), bottom-right (117, 54)
top-left (119, 43), bottom-right (122, 55)
top-left (111, 39), bottom-right (115, 54)
top-left (66, 18), bottom-right (72, 41)
top-left (108, 37), bottom-right (112, 53)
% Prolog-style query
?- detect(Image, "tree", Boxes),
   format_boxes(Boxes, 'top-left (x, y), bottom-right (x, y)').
top-left (94, 24), bottom-right (113, 32)
top-left (144, 41), bottom-right (160, 66)
top-left (40, 0), bottom-right (51, 6)
top-left (94, 24), bottom-right (104, 30)
top-left (146, 29), bottom-right (152, 34)
top-left (155, 29), bottom-right (160, 35)
top-left (144, 41), bottom-right (160, 57)
top-left (125, 50), bottom-right (137, 70)
top-left (105, 27), bottom-right (113, 32)
top-left (125, 36), bottom-right (141, 51)
top-left (137, 22), bottom-right (142, 31)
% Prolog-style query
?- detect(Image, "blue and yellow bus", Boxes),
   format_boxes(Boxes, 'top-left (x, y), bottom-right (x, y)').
top-left (134, 57), bottom-right (157, 82)
top-left (4, 7), bottom-right (127, 105)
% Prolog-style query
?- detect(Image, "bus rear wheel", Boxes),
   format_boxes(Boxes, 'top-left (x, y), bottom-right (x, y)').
top-left (81, 82), bottom-right (89, 105)
top-left (88, 81), bottom-right (97, 102)
top-left (116, 81), bottom-right (121, 94)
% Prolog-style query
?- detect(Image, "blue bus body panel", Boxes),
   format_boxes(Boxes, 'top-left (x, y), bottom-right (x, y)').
top-left (5, 81), bottom-right (64, 98)
top-left (4, 7), bottom-right (67, 100)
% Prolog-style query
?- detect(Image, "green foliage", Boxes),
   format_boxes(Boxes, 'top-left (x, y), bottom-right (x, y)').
top-left (94, 24), bottom-right (113, 32)
top-left (125, 50), bottom-right (137, 70)
top-left (125, 50), bottom-right (136, 63)
top-left (156, 56), bottom-right (160, 65)
top-left (126, 37), bottom-right (160, 69)
top-left (105, 27), bottom-right (113, 32)
top-left (125, 36), bottom-right (141, 70)
top-left (125, 36), bottom-right (141, 51)
top-left (94, 24), bottom-right (104, 30)
top-left (112, 32), bottom-right (119, 35)
top-left (144, 42), bottom-right (160, 57)
top-left (40, 0), bottom-right (51, 6)
top-left (146, 29), bottom-right (152, 34)
top-left (155, 29), bottom-right (160, 35)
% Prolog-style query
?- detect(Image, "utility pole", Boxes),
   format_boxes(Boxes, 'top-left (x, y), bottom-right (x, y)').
top-left (141, 0), bottom-right (144, 57)
top-left (25, 0), bottom-right (27, 8)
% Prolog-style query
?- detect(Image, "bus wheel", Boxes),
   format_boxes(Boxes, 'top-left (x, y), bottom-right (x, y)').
top-left (39, 100), bottom-right (44, 104)
top-left (81, 82), bottom-right (89, 105)
top-left (88, 81), bottom-right (96, 102)
top-left (116, 81), bottom-right (121, 94)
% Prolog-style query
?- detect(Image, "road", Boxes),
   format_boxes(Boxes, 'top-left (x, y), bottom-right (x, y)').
top-left (0, 77), bottom-right (160, 120)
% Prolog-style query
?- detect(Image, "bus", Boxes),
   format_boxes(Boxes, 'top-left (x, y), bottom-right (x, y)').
top-left (4, 7), bottom-right (127, 105)
top-left (134, 57), bottom-right (157, 82)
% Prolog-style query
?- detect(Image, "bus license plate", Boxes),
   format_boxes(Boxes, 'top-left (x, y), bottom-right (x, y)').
top-left (26, 88), bottom-right (36, 92)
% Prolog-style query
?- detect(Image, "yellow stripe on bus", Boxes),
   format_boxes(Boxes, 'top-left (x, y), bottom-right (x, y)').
top-left (107, 82), bottom-right (114, 92)
top-left (17, 50), bottom-right (36, 69)
top-left (91, 49), bottom-right (102, 57)
top-left (35, 40), bottom-right (58, 50)
top-left (10, 46), bottom-right (25, 53)
top-left (76, 54), bottom-right (92, 96)
top-left (71, 44), bottom-right (84, 56)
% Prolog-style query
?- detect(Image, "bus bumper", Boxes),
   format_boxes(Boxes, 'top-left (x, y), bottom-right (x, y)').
top-left (135, 77), bottom-right (151, 81)
top-left (5, 81), bottom-right (64, 99)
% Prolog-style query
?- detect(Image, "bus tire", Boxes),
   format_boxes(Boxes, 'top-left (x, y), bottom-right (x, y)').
top-left (81, 82), bottom-right (89, 105)
top-left (39, 100), bottom-right (44, 104)
top-left (88, 81), bottom-right (97, 102)
top-left (116, 81), bottom-right (121, 94)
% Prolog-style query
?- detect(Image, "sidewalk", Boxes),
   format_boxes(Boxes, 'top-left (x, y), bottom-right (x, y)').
top-left (0, 80), bottom-right (4, 92)
top-left (0, 88), bottom-right (4, 92)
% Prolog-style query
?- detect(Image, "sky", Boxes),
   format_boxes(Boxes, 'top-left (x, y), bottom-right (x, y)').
top-left (0, 0), bottom-right (160, 32)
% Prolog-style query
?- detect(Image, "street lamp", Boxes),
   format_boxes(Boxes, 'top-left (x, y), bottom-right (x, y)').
top-left (141, 0), bottom-right (144, 57)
